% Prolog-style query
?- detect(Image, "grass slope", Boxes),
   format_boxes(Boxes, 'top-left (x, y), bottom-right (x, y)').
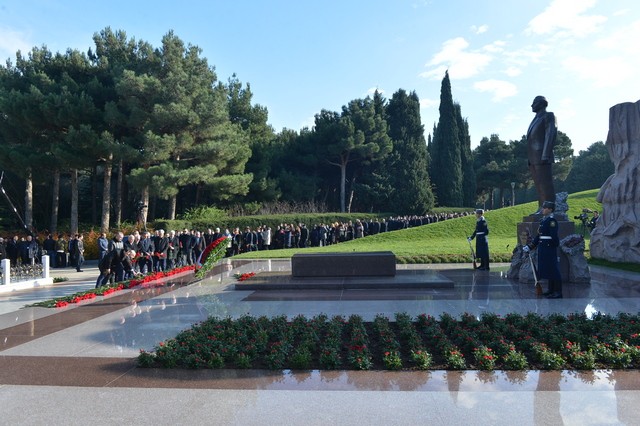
top-left (236, 189), bottom-right (602, 263)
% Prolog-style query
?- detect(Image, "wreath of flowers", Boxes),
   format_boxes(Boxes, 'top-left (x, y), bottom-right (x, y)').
top-left (33, 265), bottom-right (195, 309)
top-left (194, 236), bottom-right (229, 279)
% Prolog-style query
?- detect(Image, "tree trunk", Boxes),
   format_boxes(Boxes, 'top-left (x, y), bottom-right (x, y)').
top-left (115, 159), bottom-right (123, 226)
top-left (70, 169), bottom-right (79, 235)
top-left (168, 194), bottom-right (177, 220)
top-left (138, 185), bottom-right (149, 231)
top-left (340, 163), bottom-right (347, 213)
top-left (101, 155), bottom-right (113, 233)
top-left (24, 168), bottom-right (33, 231)
top-left (489, 188), bottom-right (495, 210)
top-left (347, 175), bottom-right (356, 213)
top-left (149, 195), bottom-right (156, 222)
top-left (50, 169), bottom-right (60, 234)
top-left (91, 165), bottom-right (98, 224)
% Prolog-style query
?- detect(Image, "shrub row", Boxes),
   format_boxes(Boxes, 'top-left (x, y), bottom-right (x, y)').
top-left (138, 311), bottom-right (640, 371)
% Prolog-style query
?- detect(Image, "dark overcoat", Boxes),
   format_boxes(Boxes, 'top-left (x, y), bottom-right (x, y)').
top-left (532, 215), bottom-right (561, 280)
top-left (470, 217), bottom-right (489, 260)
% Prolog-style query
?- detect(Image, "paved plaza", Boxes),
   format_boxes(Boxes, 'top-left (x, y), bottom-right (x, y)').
top-left (0, 259), bottom-right (639, 425)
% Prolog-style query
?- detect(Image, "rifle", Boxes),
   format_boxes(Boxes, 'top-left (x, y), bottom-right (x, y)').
top-left (467, 239), bottom-right (477, 269)
top-left (528, 250), bottom-right (543, 296)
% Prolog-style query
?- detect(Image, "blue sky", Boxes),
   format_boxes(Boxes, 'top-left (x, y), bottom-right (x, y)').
top-left (1, 0), bottom-right (639, 153)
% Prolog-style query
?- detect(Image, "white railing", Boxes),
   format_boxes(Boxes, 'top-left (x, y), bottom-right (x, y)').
top-left (1, 255), bottom-right (50, 287)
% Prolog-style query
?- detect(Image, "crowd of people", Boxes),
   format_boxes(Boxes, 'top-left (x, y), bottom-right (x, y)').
top-left (0, 212), bottom-right (473, 285)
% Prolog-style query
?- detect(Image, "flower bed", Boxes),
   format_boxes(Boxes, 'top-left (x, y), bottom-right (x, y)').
top-left (31, 265), bottom-right (195, 308)
top-left (138, 311), bottom-right (640, 371)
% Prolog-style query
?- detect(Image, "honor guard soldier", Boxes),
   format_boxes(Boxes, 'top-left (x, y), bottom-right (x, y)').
top-left (523, 201), bottom-right (563, 298)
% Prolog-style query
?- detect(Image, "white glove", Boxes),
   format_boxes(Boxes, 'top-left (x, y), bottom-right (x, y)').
top-left (467, 237), bottom-right (472, 242)
top-left (522, 245), bottom-right (530, 253)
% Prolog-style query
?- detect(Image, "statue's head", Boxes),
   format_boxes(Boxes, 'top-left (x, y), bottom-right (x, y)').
top-left (532, 96), bottom-right (548, 112)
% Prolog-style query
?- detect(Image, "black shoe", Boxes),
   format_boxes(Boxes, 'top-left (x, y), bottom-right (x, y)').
top-left (542, 290), bottom-right (552, 296)
top-left (546, 293), bottom-right (563, 299)
top-left (77, 269), bottom-right (84, 272)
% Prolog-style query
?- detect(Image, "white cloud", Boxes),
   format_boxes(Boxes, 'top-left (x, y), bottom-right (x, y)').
top-left (471, 24), bottom-right (488, 34)
top-left (473, 79), bottom-right (518, 102)
top-left (503, 43), bottom-right (550, 67)
top-left (562, 55), bottom-right (634, 88)
top-left (595, 19), bottom-right (640, 55)
top-left (0, 26), bottom-right (32, 60)
top-left (420, 37), bottom-right (492, 80)
top-left (504, 66), bottom-right (522, 77)
top-left (498, 113), bottom-right (521, 130)
top-left (526, 0), bottom-right (607, 38)
top-left (612, 8), bottom-right (631, 17)
top-left (555, 97), bottom-right (577, 122)
top-left (482, 40), bottom-right (506, 53)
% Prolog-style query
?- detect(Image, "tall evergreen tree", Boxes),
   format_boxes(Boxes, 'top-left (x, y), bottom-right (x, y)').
top-left (455, 103), bottom-right (476, 207)
top-left (127, 32), bottom-right (252, 222)
top-left (90, 27), bottom-right (156, 229)
top-left (313, 96), bottom-right (392, 213)
top-left (429, 71), bottom-right (463, 207)
top-left (383, 89), bottom-right (434, 214)
top-left (225, 75), bottom-right (279, 204)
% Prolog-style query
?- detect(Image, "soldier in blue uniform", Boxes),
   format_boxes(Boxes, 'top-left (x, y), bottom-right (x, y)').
top-left (523, 201), bottom-right (563, 298)
top-left (468, 209), bottom-right (490, 270)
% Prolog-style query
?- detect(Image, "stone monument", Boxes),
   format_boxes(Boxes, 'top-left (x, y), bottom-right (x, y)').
top-left (590, 100), bottom-right (640, 263)
top-left (508, 95), bottom-right (590, 283)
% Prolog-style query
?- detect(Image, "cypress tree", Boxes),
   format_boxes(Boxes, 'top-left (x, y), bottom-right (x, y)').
top-left (455, 103), bottom-right (476, 207)
top-left (384, 89), bottom-right (434, 214)
top-left (429, 71), bottom-right (463, 207)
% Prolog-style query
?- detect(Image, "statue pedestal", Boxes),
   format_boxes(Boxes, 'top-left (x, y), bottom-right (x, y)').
top-left (516, 215), bottom-right (575, 282)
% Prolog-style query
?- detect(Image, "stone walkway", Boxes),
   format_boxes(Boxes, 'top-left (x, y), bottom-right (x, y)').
top-left (0, 260), bottom-right (639, 425)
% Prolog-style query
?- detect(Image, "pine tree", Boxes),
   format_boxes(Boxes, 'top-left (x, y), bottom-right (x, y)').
top-left (429, 71), bottom-right (463, 207)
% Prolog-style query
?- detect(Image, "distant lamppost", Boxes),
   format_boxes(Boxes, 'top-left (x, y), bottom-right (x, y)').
top-left (511, 182), bottom-right (516, 206)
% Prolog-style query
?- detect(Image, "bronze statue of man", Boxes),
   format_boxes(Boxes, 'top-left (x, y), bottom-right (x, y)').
top-left (527, 95), bottom-right (557, 213)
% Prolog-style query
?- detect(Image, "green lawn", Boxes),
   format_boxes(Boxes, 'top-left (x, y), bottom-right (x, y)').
top-left (236, 189), bottom-right (602, 263)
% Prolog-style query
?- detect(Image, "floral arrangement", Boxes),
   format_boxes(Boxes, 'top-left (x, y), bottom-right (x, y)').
top-left (34, 265), bottom-right (195, 309)
top-left (195, 236), bottom-right (229, 279)
top-left (234, 272), bottom-right (256, 281)
top-left (138, 311), bottom-right (640, 371)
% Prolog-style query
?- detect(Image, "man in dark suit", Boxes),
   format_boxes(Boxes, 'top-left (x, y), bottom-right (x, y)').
top-left (138, 232), bottom-right (154, 273)
top-left (153, 229), bottom-right (169, 272)
top-left (527, 95), bottom-right (557, 214)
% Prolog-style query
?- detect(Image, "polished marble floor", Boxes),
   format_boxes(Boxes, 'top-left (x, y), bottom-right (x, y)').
top-left (0, 259), bottom-right (639, 425)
